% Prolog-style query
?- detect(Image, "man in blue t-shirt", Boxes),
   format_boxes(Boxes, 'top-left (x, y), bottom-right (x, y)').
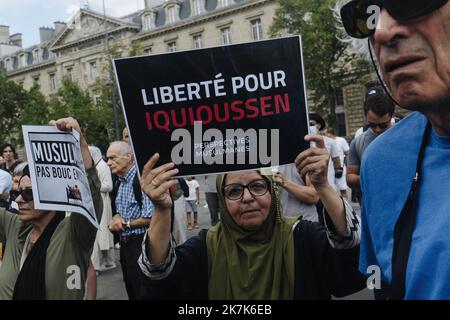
top-left (339, 0), bottom-right (450, 299)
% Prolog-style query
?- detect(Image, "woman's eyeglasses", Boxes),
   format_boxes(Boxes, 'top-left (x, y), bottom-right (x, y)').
top-left (223, 179), bottom-right (269, 201)
top-left (10, 188), bottom-right (34, 202)
top-left (340, 0), bottom-right (449, 38)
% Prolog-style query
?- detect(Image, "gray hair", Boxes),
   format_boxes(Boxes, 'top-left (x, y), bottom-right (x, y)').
top-left (13, 162), bottom-right (28, 177)
top-left (332, 0), bottom-right (371, 60)
top-left (108, 141), bottom-right (133, 157)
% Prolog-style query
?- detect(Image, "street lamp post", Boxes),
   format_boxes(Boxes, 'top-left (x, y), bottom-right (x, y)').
top-left (106, 36), bottom-right (121, 141)
top-left (103, 0), bottom-right (121, 141)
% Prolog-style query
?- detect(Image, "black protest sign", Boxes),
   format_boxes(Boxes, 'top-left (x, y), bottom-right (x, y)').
top-left (113, 36), bottom-right (310, 177)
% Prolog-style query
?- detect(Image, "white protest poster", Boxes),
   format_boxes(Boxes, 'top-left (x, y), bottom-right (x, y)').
top-left (22, 125), bottom-right (98, 228)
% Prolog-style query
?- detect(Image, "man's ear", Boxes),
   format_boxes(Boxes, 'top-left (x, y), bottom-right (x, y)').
top-left (127, 153), bottom-right (134, 163)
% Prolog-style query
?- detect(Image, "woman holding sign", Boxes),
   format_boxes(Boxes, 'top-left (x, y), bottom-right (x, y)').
top-left (138, 134), bottom-right (365, 299)
top-left (0, 117), bottom-right (102, 300)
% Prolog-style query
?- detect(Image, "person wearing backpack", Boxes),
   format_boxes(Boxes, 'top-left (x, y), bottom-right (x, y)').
top-left (347, 86), bottom-right (395, 204)
top-left (106, 141), bottom-right (153, 300)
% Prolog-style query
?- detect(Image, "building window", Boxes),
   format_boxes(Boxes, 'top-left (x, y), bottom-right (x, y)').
top-left (336, 113), bottom-right (347, 137)
top-left (144, 48), bottom-right (152, 55)
top-left (221, 27), bottom-right (231, 45)
top-left (66, 68), bottom-right (73, 81)
top-left (19, 54), bottom-right (27, 68)
top-left (168, 6), bottom-right (177, 24)
top-left (143, 14), bottom-right (152, 31)
top-left (33, 49), bottom-right (40, 63)
top-left (89, 61), bottom-right (98, 81)
top-left (193, 0), bottom-right (202, 15)
top-left (335, 88), bottom-right (344, 106)
top-left (218, 0), bottom-right (231, 8)
top-left (250, 18), bottom-right (263, 41)
top-left (193, 35), bottom-right (202, 49)
top-left (167, 42), bottom-right (177, 52)
top-left (33, 76), bottom-right (40, 87)
top-left (49, 73), bottom-right (57, 90)
top-left (5, 58), bottom-right (12, 71)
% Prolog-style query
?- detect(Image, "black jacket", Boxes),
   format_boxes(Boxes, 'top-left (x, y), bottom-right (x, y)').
top-left (140, 220), bottom-right (366, 300)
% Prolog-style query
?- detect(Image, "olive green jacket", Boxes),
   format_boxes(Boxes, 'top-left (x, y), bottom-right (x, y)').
top-left (0, 167), bottom-right (102, 300)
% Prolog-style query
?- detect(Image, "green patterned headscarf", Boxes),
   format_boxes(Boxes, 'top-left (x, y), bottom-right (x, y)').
top-left (206, 171), bottom-right (299, 300)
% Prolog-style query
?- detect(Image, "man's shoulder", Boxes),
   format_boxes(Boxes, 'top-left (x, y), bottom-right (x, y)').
top-left (337, 136), bottom-right (350, 147)
top-left (365, 112), bottom-right (426, 155)
top-left (188, 179), bottom-right (199, 187)
top-left (354, 127), bottom-right (375, 145)
top-left (0, 207), bottom-right (25, 231)
top-left (362, 112), bottom-right (427, 174)
top-left (0, 168), bottom-right (10, 178)
top-left (323, 136), bottom-right (335, 146)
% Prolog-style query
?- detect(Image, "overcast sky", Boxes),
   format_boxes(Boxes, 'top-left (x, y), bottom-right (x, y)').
top-left (0, 0), bottom-right (162, 48)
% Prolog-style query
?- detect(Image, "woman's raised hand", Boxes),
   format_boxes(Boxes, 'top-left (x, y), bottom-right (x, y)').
top-left (141, 153), bottom-right (179, 210)
top-left (295, 134), bottom-right (330, 188)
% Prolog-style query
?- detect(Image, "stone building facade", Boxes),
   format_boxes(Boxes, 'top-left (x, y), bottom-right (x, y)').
top-left (0, 0), bottom-right (279, 95)
top-left (0, 0), bottom-right (382, 137)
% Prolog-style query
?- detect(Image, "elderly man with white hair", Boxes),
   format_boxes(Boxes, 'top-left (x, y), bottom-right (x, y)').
top-left (106, 141), bottom-right (153, 300)
top-left (337, 0), bottom-right (450, 299)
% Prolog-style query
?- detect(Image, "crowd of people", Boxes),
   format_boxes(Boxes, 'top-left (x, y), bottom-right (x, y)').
top-left (0, 0), bottom-right (449, 300)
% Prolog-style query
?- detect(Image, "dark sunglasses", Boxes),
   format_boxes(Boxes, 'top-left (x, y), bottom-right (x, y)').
top-left (340, 0), bottom-right (449, 38)
top-left (10, 188), bottom-right (34, 202)
top-left (223, 179), bottom-right (269, 201)
top-left (368, 121), bottom-right (390, 129)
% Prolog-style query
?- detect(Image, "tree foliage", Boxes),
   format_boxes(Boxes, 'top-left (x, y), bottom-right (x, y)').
top-left (93, 42), bottom-right (125, 142)
top-left (15, 85), bottom-right (52, 144)
top-left (0, 72), bottom-right (50, 144)
top-left (270, 0), bottom-right (370, 127)
top-left (48, 77), bottom-right (112, 145)
top-left (0, 59), bottom-right (125, 148)
top-left (0, 71), bottom-right (25, 143)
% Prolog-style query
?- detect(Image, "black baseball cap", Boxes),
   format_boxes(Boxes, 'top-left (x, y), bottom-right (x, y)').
top-left (365, 85), bottom-right (386, 100)
top-left (364, 85), bottom-right (395, 116)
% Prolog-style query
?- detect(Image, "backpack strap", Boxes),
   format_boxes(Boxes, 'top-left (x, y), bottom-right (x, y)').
top-left (389, 122), bottom-right (431, 299)
top-left (111, 174), bottom-right (143, 212)
top-left (132, 173), bottom-right (143, 210)
top-left (111, 176), bottom-right (120, 214)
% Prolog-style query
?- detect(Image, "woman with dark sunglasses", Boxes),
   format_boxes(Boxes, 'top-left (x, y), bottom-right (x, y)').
top-left (0, 117), bottom-right (102, 300)
top-left (137, 135), bottom-right (365, 300)
top-left (337, 0), bottom-right (450, 299)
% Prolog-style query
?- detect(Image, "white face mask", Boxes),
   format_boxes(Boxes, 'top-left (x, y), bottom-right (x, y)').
top-left (309, 125), bottom-right (318, 135)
